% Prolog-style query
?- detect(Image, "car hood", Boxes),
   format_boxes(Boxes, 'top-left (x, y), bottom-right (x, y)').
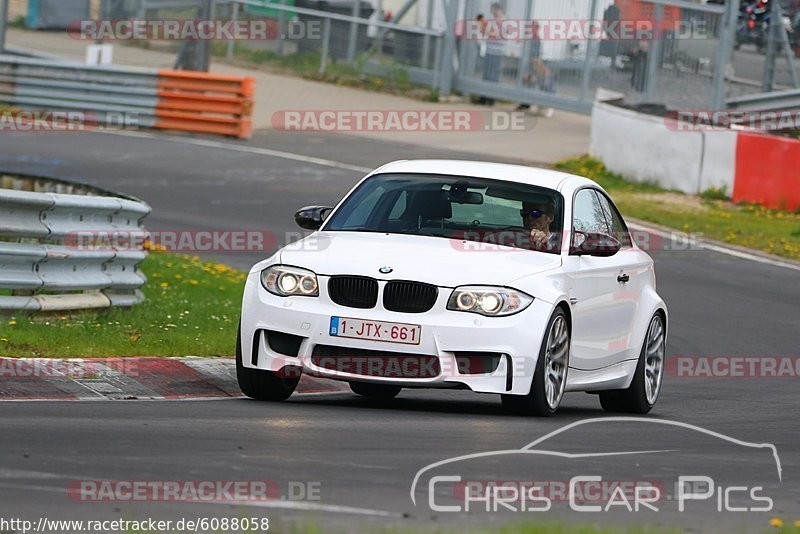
top-left (278, 231), bottom-right (561, 287)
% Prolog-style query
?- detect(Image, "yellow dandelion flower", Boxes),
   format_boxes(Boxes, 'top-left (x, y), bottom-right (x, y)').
top-left (189, 279), bottom-right (199, 285)
top-left (769, 518), bottom-right (784, 528)
top-left (160, 282), bottom-right (169, 288)
top-left (7, 320), bottom-right (16, 326)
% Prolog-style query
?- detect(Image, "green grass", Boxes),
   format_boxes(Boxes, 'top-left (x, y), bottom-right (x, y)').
top-left (556, 156), bottom-right (800, 260)
top-left (0, 251), bottom-right (245, 358)
top-left (382, 525), bottom-right (681, 534)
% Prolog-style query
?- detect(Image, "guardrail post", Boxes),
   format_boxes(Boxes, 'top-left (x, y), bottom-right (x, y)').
top-left (226, 1), bottom-right (239, 63)
top-left (438, 0), bottom-right (458, 95)
top-left (579, 0), bottom-right (599, 103)
top-left (197, 0), bottom-right (217, 71)
top-left (320, 17), bottom-right (331, 74)
top-left (277, 0), bottom-right (286, 56)
top-left (762, 0), bottom-right (779, 92)
top-left (644, 4), bottom-right (663, 103)
top-left (712, 0), bottom-right (739, 109)
top-left (432, 35), bottom-right (442, 90)
top-left (0, 0), bottom-right (9, 54)
top-left (420, 0), bottom-right (434, 70)
top-left (346, 0), bottom-right (361, 65)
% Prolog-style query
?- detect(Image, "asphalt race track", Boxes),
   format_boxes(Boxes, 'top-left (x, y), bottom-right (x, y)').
top-left (1, 131), bottom-right (799, 532)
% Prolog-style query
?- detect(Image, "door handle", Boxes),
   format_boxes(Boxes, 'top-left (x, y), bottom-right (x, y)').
top-left (617, 273), bottom-right (630, 283)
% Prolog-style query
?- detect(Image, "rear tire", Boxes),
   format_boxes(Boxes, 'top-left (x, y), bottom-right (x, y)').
top-left (236, 328), bottom-right (300, 401)
top-left (502, 309), bottom-right (570, 417)
top-left (599, 313), bottom-right (665, 414)
top-left (349, 381), bottom-right (401, 399)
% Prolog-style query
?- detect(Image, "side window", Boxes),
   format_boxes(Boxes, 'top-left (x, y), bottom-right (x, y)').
top-left (596, 192), bottom-right (632, 247)
top-left (572, 189), bottom-right (610, 235)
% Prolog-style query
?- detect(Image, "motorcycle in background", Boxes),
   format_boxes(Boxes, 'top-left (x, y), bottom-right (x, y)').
top-left (736, 0), bottom-right (771, 53)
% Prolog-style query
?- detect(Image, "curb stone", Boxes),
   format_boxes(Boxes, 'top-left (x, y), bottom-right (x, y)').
top-left (0, 357), bottom-right (349, 400)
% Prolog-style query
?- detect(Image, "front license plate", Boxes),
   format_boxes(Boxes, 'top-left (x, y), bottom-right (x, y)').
top-left (329, 317), bottom-right (422, 345)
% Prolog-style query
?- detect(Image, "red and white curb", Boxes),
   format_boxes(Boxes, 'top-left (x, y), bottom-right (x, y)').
top-left (0, 357), bottom-right (348, 401)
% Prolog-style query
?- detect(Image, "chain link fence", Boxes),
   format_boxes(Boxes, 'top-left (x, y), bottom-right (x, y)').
top-left (2, 0), bottom-right (799, 112)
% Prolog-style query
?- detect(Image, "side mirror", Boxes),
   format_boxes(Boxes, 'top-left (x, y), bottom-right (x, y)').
top-left (295, 206), bottom-right (333, 231)
top-left (571, 231), bottom-right (621, 257)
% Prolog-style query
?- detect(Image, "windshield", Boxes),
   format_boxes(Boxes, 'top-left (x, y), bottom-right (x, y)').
top-left (323, 173), bottom-right (564, 254)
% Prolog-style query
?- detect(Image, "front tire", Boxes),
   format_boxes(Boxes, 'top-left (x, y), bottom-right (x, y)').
top-left (236, 328), bottom-right (300, 401)
top-left (599, 313), bottom-right (666, 414)
top-left (502, 309), bottom-right (570, 417)
top-left (349, 381), bottom-right (401, 399)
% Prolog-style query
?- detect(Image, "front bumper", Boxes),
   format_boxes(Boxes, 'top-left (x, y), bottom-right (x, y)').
top-left (240, 272), bottom-right (555, 396)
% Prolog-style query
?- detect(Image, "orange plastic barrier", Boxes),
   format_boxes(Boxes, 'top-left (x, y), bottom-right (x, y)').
top-left (734, 132), bottom-right (800, 211)
top-left (154, 70), bottom-right (255, 139)
top-left (615, 0), bottom-right (681, 32)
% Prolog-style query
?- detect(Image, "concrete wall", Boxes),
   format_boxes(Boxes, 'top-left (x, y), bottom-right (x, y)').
top-left (590, 101), bottom-right (737, 196)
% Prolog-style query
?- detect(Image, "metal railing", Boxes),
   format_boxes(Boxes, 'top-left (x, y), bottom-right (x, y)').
top-left (0, 55), bottom-right (255, 137)
top-left (110, 0), bottom-right (447, 90)
top-left (0, 178), bottom-right (151, 312)
top-left (6, 0), bottom-right (800, 113)
top-left (727, 86), bottom-right (800, 111)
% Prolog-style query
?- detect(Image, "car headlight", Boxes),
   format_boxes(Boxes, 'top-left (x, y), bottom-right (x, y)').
top-left (261, 265), bottom-right (319, 297)
top-left (447, 286), bottom-right (533, 317)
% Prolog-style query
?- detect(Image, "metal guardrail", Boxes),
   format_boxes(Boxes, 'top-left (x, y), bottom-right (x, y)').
top-left (727, 88), bottom-right (800, 111)
top-left (0, 184), bottom-right (151, 312)
top-left (0, 55), bottom-right (255, 138)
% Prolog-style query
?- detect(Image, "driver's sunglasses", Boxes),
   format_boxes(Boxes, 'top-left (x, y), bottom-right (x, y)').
top-left (520, 209), bottom-right (546, 218)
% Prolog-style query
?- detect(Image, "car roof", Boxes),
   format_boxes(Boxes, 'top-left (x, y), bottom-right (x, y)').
top-left (370, 159), bottom-right (601, 194)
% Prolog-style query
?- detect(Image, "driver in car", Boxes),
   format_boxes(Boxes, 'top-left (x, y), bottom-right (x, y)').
top-left (520, 200), bottom-right (560, 251)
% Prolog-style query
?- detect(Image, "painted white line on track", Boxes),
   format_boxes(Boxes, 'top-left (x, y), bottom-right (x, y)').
top-left (0, 482), bottom-right (403, 518)
top-left (200, 498), bottom-right (404, 518)
top-left (105, 130), bottom-right (372, 174)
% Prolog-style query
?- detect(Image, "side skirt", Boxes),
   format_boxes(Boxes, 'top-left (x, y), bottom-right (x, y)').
top-left (565, 360), bottom-right (639, 392)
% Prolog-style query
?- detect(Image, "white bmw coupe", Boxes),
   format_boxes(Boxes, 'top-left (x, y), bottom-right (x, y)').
top-left (238, 160), bottom-right (667, 416)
